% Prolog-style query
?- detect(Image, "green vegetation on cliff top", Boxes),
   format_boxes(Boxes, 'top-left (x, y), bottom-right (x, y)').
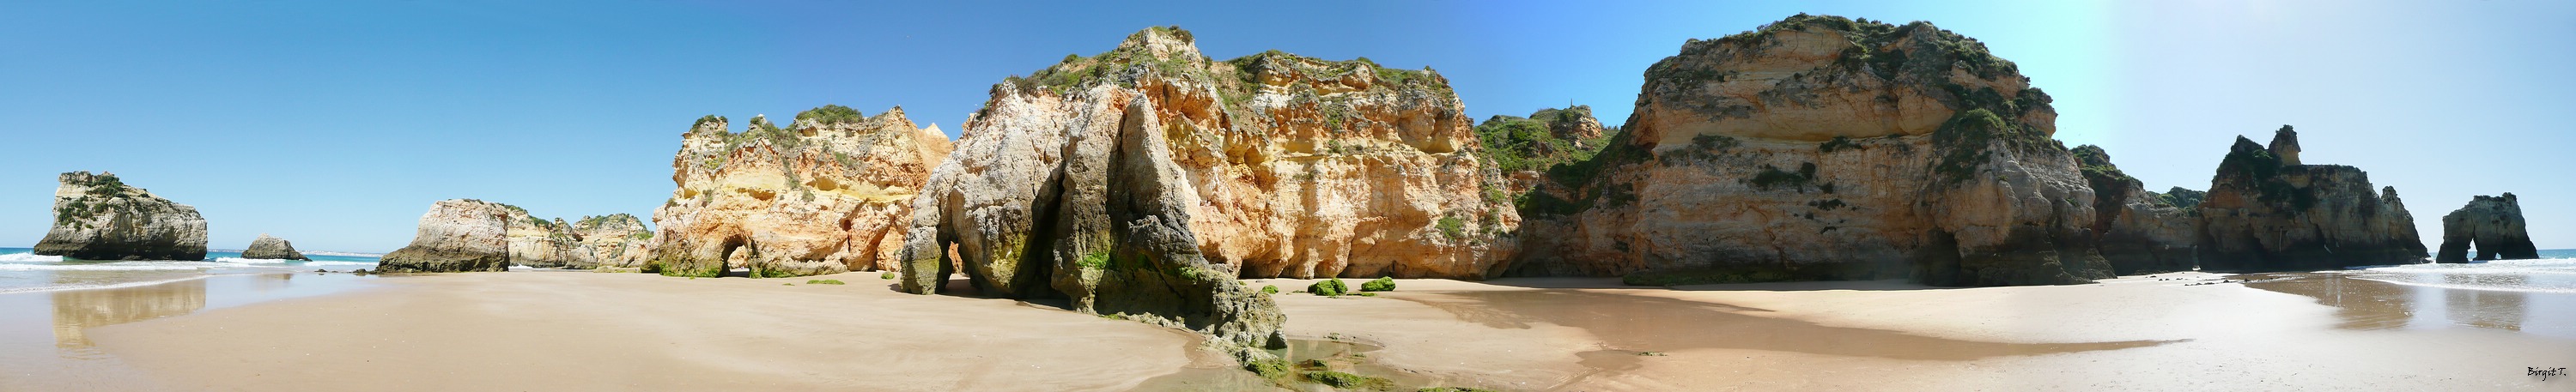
top-left (1001, 26), bottom-right (1453, 109)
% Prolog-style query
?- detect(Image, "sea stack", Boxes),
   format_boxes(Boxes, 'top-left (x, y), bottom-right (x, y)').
top-left (1509, 15), bottom-right (2117, 286)
top-left (2196, 126), bottom-right (2427, 270)
top-left (2072, 146), bottom-right (2201, 274)
top-left (33, 172), bottom-right (209, 261)
top-left (645, 106), bottom-right (954, 278)
top-left (240, 234), bottom-right (311, 261)
top-left (2436, 193), bottom-right (2539, 262)
top-left (501, 208), bottom-right (582, 268)
top-left (376, 199), bottom-right (515, 273)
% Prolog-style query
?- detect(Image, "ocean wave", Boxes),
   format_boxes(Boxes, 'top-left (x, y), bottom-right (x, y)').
top-left (0, 252), bottom-right (65, 262)
top-left (216, 257), bottom-right (294, 264)
top-left (2349, 276), bottom-right (2576, 294)
top-left (301, 261), bottom-right (376, 266)
top-left (2366, 258), bottom-right (2576, 275)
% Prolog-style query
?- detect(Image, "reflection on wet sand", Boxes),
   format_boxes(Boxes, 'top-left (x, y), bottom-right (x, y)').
top-left (1398, 289), bottom-right (2178, 383)
top-left (2245, 272), bottom-right (2555, 335)
top-left (52, 279), bottom-right (207, 348)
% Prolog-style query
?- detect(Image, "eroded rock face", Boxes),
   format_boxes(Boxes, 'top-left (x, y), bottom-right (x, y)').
top-left (502, 209), bottom-right (582, 268)
top-left (646, 106), bottom-right (953, 277)
top-left (34, 172), bottom-right (209, 261)
top-left (570, 214), bottom-right (653, 270)
top-left (240, 234), bottom-right (310, 261)
top-left (1512, 15), bottom-right (2112, 286)
top-left (906, 27), bottom-right (1515, 282)
top-left (2196, 126), bottom-right (2427, 270)
top-left (909, 26), bottom-right (1572, 354)
top-left (2072, 146), bottom-right (2200, 274)
top-left (378, 199), bottom-right (514, 273)
top-left (2437, 193), bottom-right (2538, 262)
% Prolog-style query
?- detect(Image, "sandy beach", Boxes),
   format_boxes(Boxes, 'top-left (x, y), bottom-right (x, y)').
top-left (3, 271), bottom-right (2570, 391)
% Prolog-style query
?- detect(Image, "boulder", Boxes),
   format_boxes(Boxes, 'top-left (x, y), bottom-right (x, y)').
top-left (2196, 126), bottom-right (2427, 270)
top-left (646, 106), bottom-right (952, 277)
top-left (33, 172), bottom-right (208, 261)
top-left (1510, 15), bottom-right (2113, 286)
top-left (2436, 193), bottom-right (2539, 262)
top-left (240, 233), bottom-right (311, 261)
top-left (376, 199), bottom-right (514, 273)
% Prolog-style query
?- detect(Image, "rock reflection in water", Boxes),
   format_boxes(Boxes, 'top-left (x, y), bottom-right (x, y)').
top-left (52, 279), bottom-right (207, 348)
top-left (1396, 289), bottom-right (2177, 382)
top-left (2242, 272), bottom-right (2576, 339)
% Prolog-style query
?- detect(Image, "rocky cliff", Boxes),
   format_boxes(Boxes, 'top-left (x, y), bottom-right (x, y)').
top-left (646, 106), bottom-right (953, 277)
top-left (902, 25), bottom-right (1541, 356)
top-left (2196, 126), bottom-right (2427, 270)
top-left (34, 172), bottom-right (209, 261)
top-left (1510, 15), bottom-right (2114, 286)
top-left (571, 214), bottom-right (653, 270)
top-left (502, 208), bottom-right (583, 268)
top-left (2437, 193), bottom-right (2538, 262)
top-left (240, 233), bottom-right (310, 261)
top-left (2071, 146), bottom-right (2200, 274)
top-left (378, 199), bottom-right (514, 273)
top-left (1476, 106), bottom-right (1616, 197)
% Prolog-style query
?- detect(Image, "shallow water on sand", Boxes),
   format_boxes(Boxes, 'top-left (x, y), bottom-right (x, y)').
top-left (0, 272), bottom-right (377, 391)
top-left (2242, 270), bottom-right (2576, 341)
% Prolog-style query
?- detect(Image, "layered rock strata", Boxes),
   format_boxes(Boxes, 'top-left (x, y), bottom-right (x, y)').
top-left (501, 208), bottom-right (582, 268)
top-left (2196, 126), bottom-right (2427, 270)
top-left (2436, 193), bottom-right (2538, 262)
top-left (647, 106), bottom-right (953, 277)
top-left (1511, 15), bottom-right (2114, 286)
top-left (2071, 146), bottom-right (2199, 274)
top-left (34, 172), bottom-right (209, 261)
top-left (240, 233), bottom-right (311, 261)
top-left (378, 199), bottom-right (515, 273)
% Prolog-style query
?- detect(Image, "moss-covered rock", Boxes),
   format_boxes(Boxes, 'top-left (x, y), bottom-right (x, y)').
top-left (1359, 277), bottom-right (1395, 292)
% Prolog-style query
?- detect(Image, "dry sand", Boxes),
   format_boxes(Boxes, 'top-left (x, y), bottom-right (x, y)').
top-left (15, 271), bottom-right (2573, 391)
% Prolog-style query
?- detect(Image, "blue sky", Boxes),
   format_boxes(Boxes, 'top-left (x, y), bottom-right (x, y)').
top-left (2, 0), bottom-right (2568, 252)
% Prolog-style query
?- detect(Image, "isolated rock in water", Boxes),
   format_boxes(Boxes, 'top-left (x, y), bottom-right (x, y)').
top-left (2197, 126), bottom-right (2427, 270)
top-left (240, 233), bottom-right (311, 261)
top-left (377, 199), bottom-right (514, 273)
top-left (647, 106), bottom-right (953, 277)
top-left (34, 172), bottom-right (209, 261)
top-left (2437, 193), bottom-right (2538, 262)
top-left (1510, 15), bottom-right (2112, 286)
top-left (570, 214), bottom-right (653, 270)
top-left (502, 208), bottom-right (583, 268)
top-left (2071, 146), bottom-right (2199, 274)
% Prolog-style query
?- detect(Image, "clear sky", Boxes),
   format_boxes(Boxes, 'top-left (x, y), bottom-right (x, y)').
top-left (3, 0), bottom-right (2569, 252)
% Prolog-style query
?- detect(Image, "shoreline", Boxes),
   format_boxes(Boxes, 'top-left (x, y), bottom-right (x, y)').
top-left (2, 271), bottom-right (2568, 390)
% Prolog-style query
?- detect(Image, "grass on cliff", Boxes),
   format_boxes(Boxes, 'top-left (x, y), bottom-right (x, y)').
top-left (1473, 106), bottom-right (1614, 173)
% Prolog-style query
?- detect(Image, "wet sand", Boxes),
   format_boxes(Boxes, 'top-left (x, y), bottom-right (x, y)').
top-left (5, 271), bottom-right (2572, 390)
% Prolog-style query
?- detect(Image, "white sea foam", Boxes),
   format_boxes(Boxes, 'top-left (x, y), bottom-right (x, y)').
top-left (301, 261), bottom-right (376, 266)
top-left (2352, 257), bottom-right (2576, 293)
top-left (2365, 258), bottom-right (2576, 275)
top-left (217, 257), bottom-right (293, 264)
top-left (0, 252), bottom-right (64, 262)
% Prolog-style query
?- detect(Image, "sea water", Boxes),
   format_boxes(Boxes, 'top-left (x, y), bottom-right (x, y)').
top-left (0, 247), bottom-right (379, 293)
top-left (2348, 249), bottom-right (2576, 293)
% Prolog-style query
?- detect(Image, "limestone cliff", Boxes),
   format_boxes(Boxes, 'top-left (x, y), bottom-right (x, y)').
top-left (913, 27), bottom-right (1514, 280)
top-left (1476, 106), bottom-right (1616, 198)
top-left (34, 172), bottom-right (209, 261)
top-left (904, 25), bottom-right (1543, 355)
top-left (2437, 193), bottom-right (2538, 262)
top-left (1511, 15), bottom-right (2114, 286)
top-left (502, 208), bottom-right (582, 268)
top-left (2196, 126), bottom-right (2427, 270)
top-left (378, 199), bottom-right (515, 273)
top-left (571, 214), bottom-right (653, 270)
top-left (240, 233), bottom-right (310, 261)
top-left (2071, 146), bottom-right (2199, 274)
top-left (646, 106), bottom-right (953, 277)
